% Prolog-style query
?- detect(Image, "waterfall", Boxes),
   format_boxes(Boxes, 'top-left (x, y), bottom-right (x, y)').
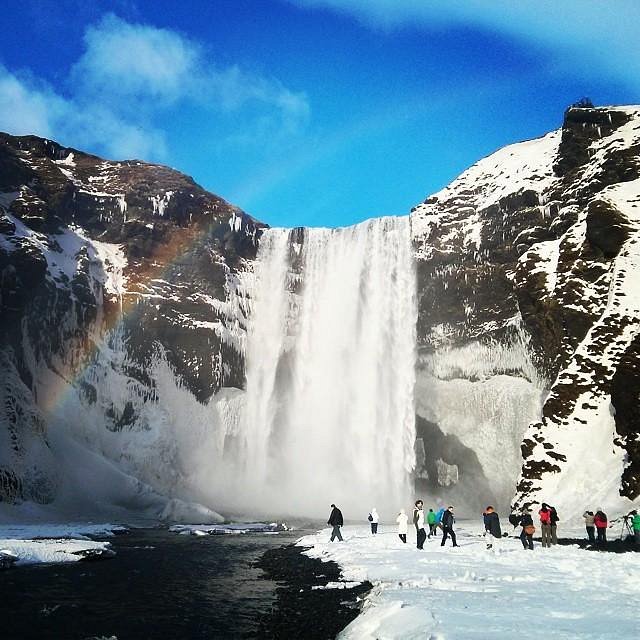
top-left (227, 216), bottom-right (417, 518)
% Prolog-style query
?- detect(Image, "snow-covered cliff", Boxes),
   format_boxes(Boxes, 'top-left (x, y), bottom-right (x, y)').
top-left (411, 105), bottom-right (640, 517)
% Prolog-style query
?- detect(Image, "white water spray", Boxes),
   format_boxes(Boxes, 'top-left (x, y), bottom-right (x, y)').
top-left (226, 216), bottom-right (417, 517)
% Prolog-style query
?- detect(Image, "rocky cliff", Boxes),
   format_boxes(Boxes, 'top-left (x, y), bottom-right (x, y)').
top-left (411, 105), bottom-right (640, 516)
top-left (0, 133), bottom-right (262, 518)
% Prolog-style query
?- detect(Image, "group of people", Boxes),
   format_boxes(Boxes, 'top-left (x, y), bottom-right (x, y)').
top-left (327, 502), bottom-right (640, 549)
top-left (410, 501), bottom-right (458, 548)
top-left (583, 508), bottom-right (610, 544)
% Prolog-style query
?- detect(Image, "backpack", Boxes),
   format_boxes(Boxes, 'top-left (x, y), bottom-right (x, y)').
top-left (368, 513), bottom-right (373, 522)
top-left (539, 509), bottom-right (551, 524)
top-left (524, 524), bottom-right (536, 535)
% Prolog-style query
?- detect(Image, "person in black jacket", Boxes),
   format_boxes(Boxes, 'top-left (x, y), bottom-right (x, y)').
top-left (328, 504), bottom-right (344, 542)
top-left (483, 506), bottom-right (502, 550)
top-left (549, 505), bottom-right (559, 545)
top-left (441, 506), bottom-right (458, 547)
top-left (519, 508), bottom-right (534, 550)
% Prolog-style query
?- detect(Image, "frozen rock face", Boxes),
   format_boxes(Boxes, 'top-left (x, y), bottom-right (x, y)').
top-left (411, 105), bottom-right (640, 516)
top-left (0, 133), bottom-right (262, 513)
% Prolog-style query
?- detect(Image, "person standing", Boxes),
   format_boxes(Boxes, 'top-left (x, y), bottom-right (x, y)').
top-left (441, 506), bottom-right (458, 547)
top-left (583, 510), bottom-right (596, 544)
top-left (539, 503), bottom-right (552, 548)
top-left (631, 510), bottom-right (640, 546)
top-left (328, 504), bottom-right (344, 542)
top-left (483, 506), bottom-right (501, 550)
top-left (413, 500), bottom-right (424, 534)
top-left (427, 508), bottom-right (437, 538)
top-left (594, 508), bottom-right (608, 544)
top-left (415, 501), bottom-right (427, 550)
top-left (396, 509), bottom-right (408, 543)
top-left (368, 507), bottom-right (379, 534)
top-left (549, 505), bottom-right (559, 544)
top-left (519, 508), bottom-right (535, 550)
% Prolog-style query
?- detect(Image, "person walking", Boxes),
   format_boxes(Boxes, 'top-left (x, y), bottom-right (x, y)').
top-left (441, 506), bottom-right (458, 547)
top-left (583, 510), bottom-right (596, 544)
top-left (435, 506), bottom-right (446, 531)
top-left (415, 501), bottom-right (427, 550)
top-left (427, 508), bottom-right (437, 538)
top-left (368, 507), bottom-right (379, 534)
top-left (519, 508), bottom-right (535, 550)
top-left (631, 510), bottom-right (640, 546)
top-left (396, 509), bottom-right (408, 543)
top-left (549, 504), bottom-right (559, 544)
top-left (594, 508), bottom-right (608, 544)
top-left (483, 506), bottom-right (501, 550)
top-left (328, 504), bottom-right (344, 542)
top-left (539, 503), bottom-right (552, 548)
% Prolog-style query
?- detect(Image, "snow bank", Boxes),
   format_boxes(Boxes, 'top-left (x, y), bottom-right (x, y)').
top-left (299, 524), bottom-right (640, 639)
top-left (0, 538), bottom-right (113, 566)
top-left (169, 522), bottom-right (288, 535)
top-left (0, 522), bottom-right (123, 567)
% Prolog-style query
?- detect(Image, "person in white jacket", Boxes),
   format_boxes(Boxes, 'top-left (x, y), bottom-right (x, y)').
top-left (415, 501), bottom-right (426, 549)
top-left (368, 507), bottom-right (380, 534)
top-left (396, 509), bottom-right (409, 543)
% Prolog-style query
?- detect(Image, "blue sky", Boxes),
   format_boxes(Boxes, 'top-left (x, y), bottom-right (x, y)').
top-left (1, 0), bottom-right (638, 227)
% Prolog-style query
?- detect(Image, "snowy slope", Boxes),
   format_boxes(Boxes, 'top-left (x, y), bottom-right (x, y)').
top-left (299, 525), bottom-right (639, 639)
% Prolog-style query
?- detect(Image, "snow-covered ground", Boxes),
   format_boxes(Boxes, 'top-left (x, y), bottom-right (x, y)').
top-left (0, 523), bottom-right (123, 566)
top-left (299, 524), bottom-right (639, 639)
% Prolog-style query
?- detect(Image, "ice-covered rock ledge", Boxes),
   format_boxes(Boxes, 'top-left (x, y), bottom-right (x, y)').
top-left (298, 524), bottom-right (640, 639)
top-left (0, 523), bottom-right (124, 567)
top-left (170, 522), bottom-right (289, 536)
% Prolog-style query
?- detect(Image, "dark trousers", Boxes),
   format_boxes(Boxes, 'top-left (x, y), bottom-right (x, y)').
top-left (596, 527), bottom-right (607, 544)
top-left (330, 525), bottom-right (343, 541)
top-left (441, 526), bottom-right (457, 546)
top-left (520, 530), bottom-right (533, 549)
top-left (416, 527), bottom-right (426, 549)
top-left (398, 533), bottom-right (406, 543)
top-left (586, 526), bottom-right (595, 543)
top-left (428, 524), bottom-right (438, 537)
top-left (370, 522), bottom-right (378, 534)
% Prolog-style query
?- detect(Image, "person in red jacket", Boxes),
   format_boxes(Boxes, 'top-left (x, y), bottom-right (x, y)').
top-left (539, 503), bottom-right (552, 548)
top-left (594, 508), bottom-right (608, 544)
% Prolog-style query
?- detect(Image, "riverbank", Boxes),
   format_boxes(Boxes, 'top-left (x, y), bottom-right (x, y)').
top-left (298, 523), bottom-right (640, 639)
top-left (257, 544), bottom-right (371, 639)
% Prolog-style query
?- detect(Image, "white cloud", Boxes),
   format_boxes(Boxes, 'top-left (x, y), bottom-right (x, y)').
top-left (290, 0), bottom-right (640, 94)
top-left (0, 64), bottom-right (166, 160)
top-left (71, 14), bottom-right (309, 128)
top-left (0, 14), bottom-right (309, 160)
top-left (72, 14), bottom-right (200, 104)
top-left (0, 66), bottom-right (59, 138)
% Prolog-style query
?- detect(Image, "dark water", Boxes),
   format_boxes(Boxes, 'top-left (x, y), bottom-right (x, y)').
top-left (1, 528), bottom-right (302, 640)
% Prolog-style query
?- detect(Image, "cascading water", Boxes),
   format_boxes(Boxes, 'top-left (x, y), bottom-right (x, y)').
top-left (224, 216), bottom-right (417, 518)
